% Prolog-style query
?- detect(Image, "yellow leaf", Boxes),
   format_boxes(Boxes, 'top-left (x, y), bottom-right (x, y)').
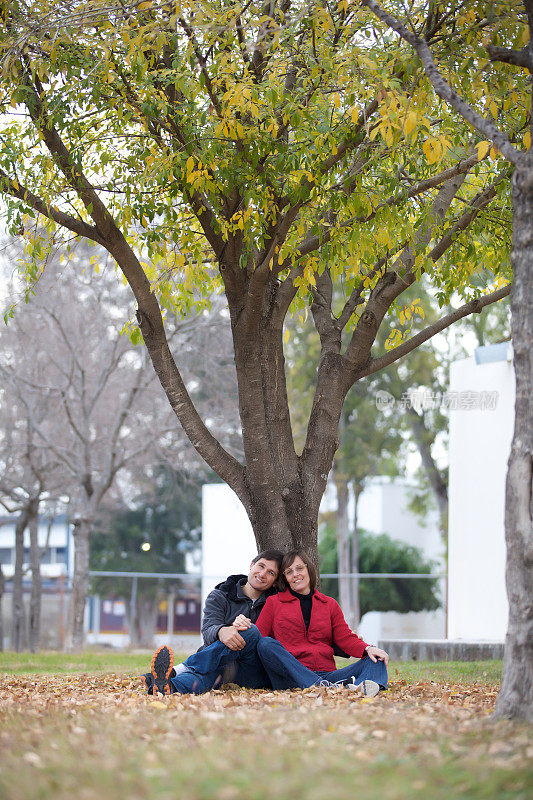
top-left (490, 100), bottom-right (498, 119)
top-left (186, 156), bottom-right (194, 174)
top-left (422, 137), bottom-right (441, 165)
top-left (350, 106), bottom-right (359, 125)
top-left (404, 109), bottom-right (417, 136)
top-left (489, 145), bottom-right (498, 159)
top-left (284, 329), bottom-right (290, 343)
top-left (476, 141), bottom-right (490, 161)
top-left (524, 130), bottom-right (531, 150)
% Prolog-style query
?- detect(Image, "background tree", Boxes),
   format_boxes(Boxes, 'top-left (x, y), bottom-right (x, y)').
top-left (2, 234), bottom-right (240, 650)
top-left (319, 523), bottom-right (440, 617)
top-left (361, 0), bottom-right (532, 727)
top-left (0, 4), bottom-right (513, 575)
top-left (0, 340), bottom-right (66, 652)
top-left (90, 465), bottom-right (203, 647)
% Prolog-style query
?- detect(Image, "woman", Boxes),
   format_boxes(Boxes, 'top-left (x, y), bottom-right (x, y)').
top-left (245, 549), bottom-right (389, 696)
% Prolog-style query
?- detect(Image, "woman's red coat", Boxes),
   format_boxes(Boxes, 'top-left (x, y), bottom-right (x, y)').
top-left (256, 589), bottom-right (369, 672)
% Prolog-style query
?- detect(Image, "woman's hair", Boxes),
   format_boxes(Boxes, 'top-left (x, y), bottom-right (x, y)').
top-left (280, 549), bottom-right (317, 592)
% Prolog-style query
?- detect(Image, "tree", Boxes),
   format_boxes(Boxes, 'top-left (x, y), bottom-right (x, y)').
top-left (2, 235), bottom-right (240, 650)
top-left (319, 524), bottom-right (440, 617)
top-left (0, 3), bottom-right (512, 575)
top-left (90, 465), bottom-right (202, 647)
top-left (360, 0), bottom-right (532, 726)
top-left (0, 348), bottom-right (65, 652)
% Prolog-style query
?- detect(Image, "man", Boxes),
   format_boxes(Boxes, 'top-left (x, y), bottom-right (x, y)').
top-left (143, 550), bottom-right (283, 695)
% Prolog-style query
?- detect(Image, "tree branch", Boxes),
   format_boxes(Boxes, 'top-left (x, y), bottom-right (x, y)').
top-left (487, 44), bottom-right (533, 71)
top-left (358, 285), bottom-right (512, 377)
top-left (0, 170), bottom-right (105, 244)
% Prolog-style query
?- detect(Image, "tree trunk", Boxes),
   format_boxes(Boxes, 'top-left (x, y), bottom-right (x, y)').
top-left (28, 500), bottom-right (42, 653)
top-left (12, 507), bottom-right (29, 652)
top-left (135, 596), bottom-right (158, 649)
top-left (494, 162), bottom-right (533, 723)
top-left (0, 563), bottom-right (4, 651)
top-left (350, 486), bottom-right (361, 628)
top-left (407, 406), bottom-right (448, 541)
top-left (65, 518), bottom-right (91, 652)
top-left (335, 470), bottom-right (352, 620)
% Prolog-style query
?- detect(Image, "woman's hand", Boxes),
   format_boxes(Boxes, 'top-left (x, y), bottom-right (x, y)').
top-left (365, 645), bottom-right (389, 665)
top-left (232, 614), bottom-right (252, 630)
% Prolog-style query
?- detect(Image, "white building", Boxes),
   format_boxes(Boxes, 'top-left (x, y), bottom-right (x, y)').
top-left (356, 477), bottom-right (445, 643)
top-left (201, 477), bottom-right (445, 641)
top-left (0, 514), bottom-right (74, 580)
top-left (201, 483), bottom-right (259, 603)
top-left (447, 342), bottom-right (514, 641)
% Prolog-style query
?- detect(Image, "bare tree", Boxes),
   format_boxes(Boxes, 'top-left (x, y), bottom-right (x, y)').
top-left (1, 239), bottom-right (240, 650)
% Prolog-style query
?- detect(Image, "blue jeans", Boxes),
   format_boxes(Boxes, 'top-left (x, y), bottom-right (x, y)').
top-left (257, 637), bottom-right (388, 690)
top-left (170, 624), bottom-right (270, 695)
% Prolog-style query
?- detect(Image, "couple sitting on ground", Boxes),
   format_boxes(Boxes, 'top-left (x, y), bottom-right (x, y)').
top-left (142, 548), bottom-right (389, 698)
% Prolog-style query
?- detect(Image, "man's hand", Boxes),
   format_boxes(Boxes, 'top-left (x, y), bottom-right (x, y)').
top-left (232, 614), bottom-right (252, 631)
top-left (365, 645), bottom-right (389, 666)
top-left (218, 625), bottom-right (246, 650)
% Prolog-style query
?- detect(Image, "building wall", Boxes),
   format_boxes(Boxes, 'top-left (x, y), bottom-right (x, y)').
top-left (448, 345), bottom-right (514, 641)
top-left (201, 483), bottom-right (257, 608)
top-left (355, 478), bottom-right (445, 643)
top-left (0, 515), bottom-right (73, 579)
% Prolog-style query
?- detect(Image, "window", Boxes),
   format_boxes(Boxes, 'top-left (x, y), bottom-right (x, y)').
top-left (0, 548), bottom-right (12, 565)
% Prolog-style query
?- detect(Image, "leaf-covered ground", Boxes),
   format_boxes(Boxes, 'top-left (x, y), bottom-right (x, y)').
top-left (0, 667), bottom-right (531, 800)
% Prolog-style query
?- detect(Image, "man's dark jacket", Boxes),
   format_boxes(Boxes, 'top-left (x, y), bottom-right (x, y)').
top-left (199, 574), bottom-right (278, 649)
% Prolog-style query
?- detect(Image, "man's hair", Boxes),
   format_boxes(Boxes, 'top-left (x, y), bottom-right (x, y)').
top-left (251, 550), bottom-right (284, 572)
top-left (280, 549), bottom-right (317, 592)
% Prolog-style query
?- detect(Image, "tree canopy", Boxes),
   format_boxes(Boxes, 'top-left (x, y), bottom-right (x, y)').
top-left (0, 1), bottom-right (518, 558)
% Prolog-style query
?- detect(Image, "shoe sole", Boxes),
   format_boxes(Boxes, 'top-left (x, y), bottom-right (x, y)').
top-left (151, 645), bottom-right (174, 695)
top-left (347, 679), bottom-right (380, 697)
top-left (141, 674), bottom-right (153, 695)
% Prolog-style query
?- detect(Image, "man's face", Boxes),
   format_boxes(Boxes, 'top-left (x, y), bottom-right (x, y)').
top-left (247, 558), bottom-right (279, 592)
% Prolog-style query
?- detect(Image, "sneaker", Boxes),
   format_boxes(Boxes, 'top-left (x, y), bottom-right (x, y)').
top-left (141, 672), bottom-right (154, 694)
top-left (151, 645), bottom-right (175, 695)
top-left (347, 678), bottom-right (380, 697)
top-left (315, 679), bottom-right (336, 688)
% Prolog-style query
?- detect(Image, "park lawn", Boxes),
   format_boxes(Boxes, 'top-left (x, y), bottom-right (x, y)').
top-left (0, 658), bottom-right (531, 800)
top-left (0, 649), bottom-right (503, 682)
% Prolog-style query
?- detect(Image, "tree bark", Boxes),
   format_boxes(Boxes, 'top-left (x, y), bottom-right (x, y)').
top-left (407, 406), bottom-right (449, 540)
top-left (350, 485), bottom-right (361, 628)
top-left (494, 161), bottom-right (533, 723)
top-left (28, 500), bottom-right (42, 653)
top-left (135, 596), bottom-right (158, 649)
top-left (65, 518), bottom-right (91, 652)
top-left (12, 507), bottom-right (29, 651)
top-left (0, 563), bottom-right (4, 651)
top-left (335, 471), bottom-right (352, 620)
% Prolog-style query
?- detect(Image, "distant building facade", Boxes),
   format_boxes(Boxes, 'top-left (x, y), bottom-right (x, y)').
top-left (448, 342), bottom-right (513, 641)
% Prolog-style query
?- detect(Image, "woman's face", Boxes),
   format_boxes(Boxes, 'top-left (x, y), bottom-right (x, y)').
top-left (284, 556), bottom-right (311, 594)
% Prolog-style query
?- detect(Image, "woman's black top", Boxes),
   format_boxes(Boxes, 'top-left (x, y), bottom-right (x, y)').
top-left (289, 588), bottom-right (314, 631)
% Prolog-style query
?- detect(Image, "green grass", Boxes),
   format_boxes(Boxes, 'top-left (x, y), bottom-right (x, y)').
top-left (0, 650), bottom-right (503, 683)
top-left (0, 649), bottom-right (166, 674)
